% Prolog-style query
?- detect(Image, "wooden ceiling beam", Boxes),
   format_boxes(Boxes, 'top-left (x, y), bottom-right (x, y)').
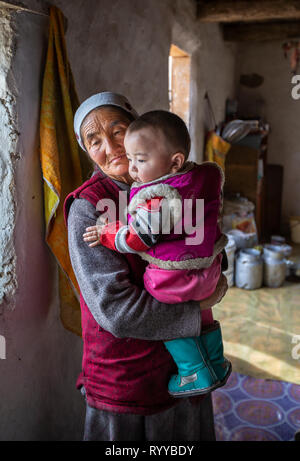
top-left (223, 21), bottom-right (300, 42)
top-left (197, 1), bottom-right (300, 23)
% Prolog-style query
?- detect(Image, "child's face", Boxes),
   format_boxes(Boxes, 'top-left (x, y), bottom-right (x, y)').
top-left (124, 126), bottom-right (179, 183)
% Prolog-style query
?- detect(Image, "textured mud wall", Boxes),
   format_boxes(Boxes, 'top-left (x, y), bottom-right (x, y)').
top-left (0, 10), bottom-right (17, 309)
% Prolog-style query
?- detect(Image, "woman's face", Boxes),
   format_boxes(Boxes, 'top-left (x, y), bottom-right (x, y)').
top-left (80, 106), bottom-right (133, 184)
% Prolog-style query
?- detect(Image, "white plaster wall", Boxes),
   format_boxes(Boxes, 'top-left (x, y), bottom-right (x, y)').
top-left (0, 1), bottom-right (238, 164)
top-left (190, 22), bottom-right (237, 160)
top-left (54, 0), bottom-right (237, 162)
top-left (236, 40), bottom-right (300, 233)
top-left (0, 9), bottom-right (84, 441)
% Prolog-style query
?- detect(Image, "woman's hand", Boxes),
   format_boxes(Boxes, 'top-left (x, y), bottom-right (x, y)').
top-left (199, 274), bottom-right (228, 311)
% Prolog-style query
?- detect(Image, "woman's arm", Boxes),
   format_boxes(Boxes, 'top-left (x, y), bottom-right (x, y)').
top-left (68, 198), bottom-right (203, 341)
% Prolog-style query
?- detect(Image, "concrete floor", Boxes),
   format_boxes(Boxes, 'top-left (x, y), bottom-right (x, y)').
top-left (214, 244), bottom-right (300, 385)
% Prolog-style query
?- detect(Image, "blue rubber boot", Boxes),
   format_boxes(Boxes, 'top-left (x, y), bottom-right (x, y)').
top-left (164, 337), bottom-right (219, 398)
top-left (200, 320), bottom-right (232, 388)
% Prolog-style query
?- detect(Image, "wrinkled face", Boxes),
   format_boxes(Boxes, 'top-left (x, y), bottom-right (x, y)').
top-left (80, 106), bottom-right (132, 183)
top-left (124, 126), bottom-right (175, 183)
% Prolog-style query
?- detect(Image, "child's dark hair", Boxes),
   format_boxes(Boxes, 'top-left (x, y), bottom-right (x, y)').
top-left (127, 110), bottom-right (191, 159)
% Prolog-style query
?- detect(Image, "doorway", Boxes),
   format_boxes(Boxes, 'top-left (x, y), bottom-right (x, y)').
top-left (168, 44), bottom-right (191, 129)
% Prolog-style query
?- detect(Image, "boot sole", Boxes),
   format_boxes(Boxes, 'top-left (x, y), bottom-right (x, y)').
top-left (168, 362), bottom-right (232, 398)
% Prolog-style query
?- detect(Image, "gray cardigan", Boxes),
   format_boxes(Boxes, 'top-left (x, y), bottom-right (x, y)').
top-left (67, 180), bottom-right (202, 341)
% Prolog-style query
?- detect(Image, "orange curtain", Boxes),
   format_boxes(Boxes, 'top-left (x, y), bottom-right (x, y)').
top-left (39, 6), bottom-right (89, 336)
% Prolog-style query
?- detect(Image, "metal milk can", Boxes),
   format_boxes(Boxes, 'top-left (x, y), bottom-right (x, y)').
top-left (263, 244), bottom-right (286, 288)
top-left (235, 248), bottom-right (263, 290)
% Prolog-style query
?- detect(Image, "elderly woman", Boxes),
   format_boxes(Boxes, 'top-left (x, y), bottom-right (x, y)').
top-left (64, 92), bottom-right (228, 441)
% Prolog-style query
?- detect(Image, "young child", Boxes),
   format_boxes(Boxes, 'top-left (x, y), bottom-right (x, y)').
top-left (83, 110), bottom-right (231, 398)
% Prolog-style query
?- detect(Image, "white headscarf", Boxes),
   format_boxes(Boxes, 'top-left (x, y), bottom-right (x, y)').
top-left (74, 92), bottom-right (138, 151)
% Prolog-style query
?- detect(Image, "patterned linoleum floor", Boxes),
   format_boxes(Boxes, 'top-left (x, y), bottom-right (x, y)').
top-left (212, 371), bottom-right (300, 441)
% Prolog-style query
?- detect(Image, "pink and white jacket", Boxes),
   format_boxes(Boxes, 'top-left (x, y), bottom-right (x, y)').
top-left (100, 162), bottom-right (227, 303)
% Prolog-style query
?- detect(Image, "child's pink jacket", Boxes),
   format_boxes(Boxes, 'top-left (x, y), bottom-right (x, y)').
top-left (100, 162), bottom-right (227, 303)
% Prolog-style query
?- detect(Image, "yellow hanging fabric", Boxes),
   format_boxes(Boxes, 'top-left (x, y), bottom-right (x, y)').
top-left (40, 6), bottom-right (88, 336)
top-left (204, 131), bottom-right (231, 171)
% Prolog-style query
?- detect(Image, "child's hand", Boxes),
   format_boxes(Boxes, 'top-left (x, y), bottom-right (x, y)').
top-left (83, 216), bottom-right (109, 247)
